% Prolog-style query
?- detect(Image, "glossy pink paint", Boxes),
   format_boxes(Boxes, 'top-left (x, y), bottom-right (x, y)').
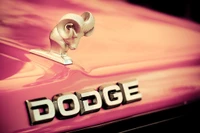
top-left (0, 0), bottom-right (200, 132)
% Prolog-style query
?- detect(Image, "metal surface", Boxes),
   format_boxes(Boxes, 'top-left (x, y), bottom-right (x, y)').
top-left (26, 98), bottom-right (55, 125)
top-left (25, 79), bottom-right (142, 125)
top-left (0, 0), bottom-right (200, 132)
top-left (76, 89), bottom-right (102, 115)
top-left (31, 12), bottom-right (95, 65)
top-left (71, 100), bottom-right (200, 133)
top-left (99, 84), bottom-right (123, 108)
top-left (53, 93), bottom-right (80, 119)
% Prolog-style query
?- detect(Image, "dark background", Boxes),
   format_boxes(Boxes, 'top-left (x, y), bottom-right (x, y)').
top-left (127, 0), bottom-right (200, 23)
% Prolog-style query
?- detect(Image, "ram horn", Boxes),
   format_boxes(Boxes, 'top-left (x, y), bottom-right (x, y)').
top-left (56, 14), bottom-right (84, 39)
top-left (81, 12), bottom-right (95, 37)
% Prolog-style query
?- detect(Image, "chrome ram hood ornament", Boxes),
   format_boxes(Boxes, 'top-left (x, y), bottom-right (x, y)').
top-left (30, 12), bottom-right (95, 65)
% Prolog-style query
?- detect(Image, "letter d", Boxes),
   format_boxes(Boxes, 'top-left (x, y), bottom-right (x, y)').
top-left (25, 97), bottom-right (55, 125)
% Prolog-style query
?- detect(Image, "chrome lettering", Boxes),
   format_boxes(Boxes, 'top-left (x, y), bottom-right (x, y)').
top-left (53, 93), bottom-right (80, 119)
top-left (99, 84), bottom-right (123, 108)
top-left (25, 98), bottom-right (55, 125)
top-left (118, 80), bottom-right (142, 104)
top-left (25, 79), bottom-right (142, 125)
top-left (76, 90), bottom-right (102, 115)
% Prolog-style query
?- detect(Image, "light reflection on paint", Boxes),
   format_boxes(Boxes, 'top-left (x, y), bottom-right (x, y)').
top-left (0, 0), bottom-right (200, 133)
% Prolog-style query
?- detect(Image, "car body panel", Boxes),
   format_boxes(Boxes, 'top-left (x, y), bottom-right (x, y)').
top-left (0, 0), bottom-right (200, 132)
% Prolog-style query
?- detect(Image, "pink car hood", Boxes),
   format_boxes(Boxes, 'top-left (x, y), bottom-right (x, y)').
top-left (0, 0), bottom-right (200, 132)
